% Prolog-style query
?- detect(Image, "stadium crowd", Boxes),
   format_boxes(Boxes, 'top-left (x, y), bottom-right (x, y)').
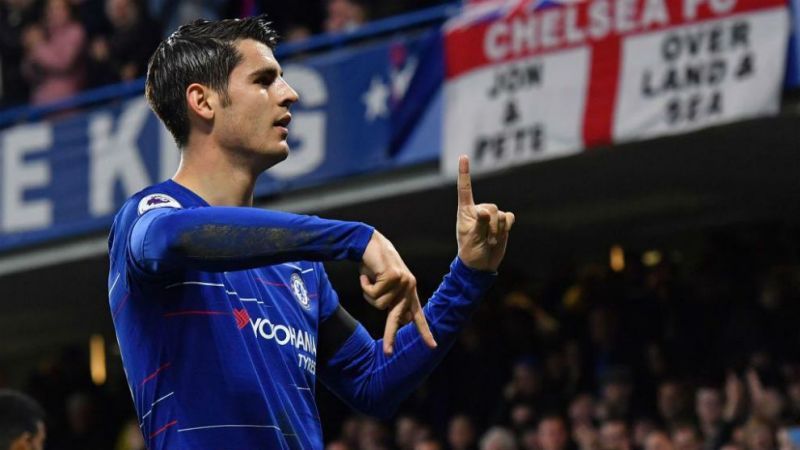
top-left (1, 227), bottom-right (799, 450)
top-left (0, 0), bottom-right (444, 109)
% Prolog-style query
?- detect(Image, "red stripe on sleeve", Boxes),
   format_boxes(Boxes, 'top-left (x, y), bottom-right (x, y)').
top-left (149, 420), bottom-right (178, 439)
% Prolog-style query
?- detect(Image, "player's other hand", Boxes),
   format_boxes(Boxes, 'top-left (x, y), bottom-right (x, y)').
top-left (361, 231), bottom-right (437, 355)
top-left (456, 155), bottom-right (514, 272)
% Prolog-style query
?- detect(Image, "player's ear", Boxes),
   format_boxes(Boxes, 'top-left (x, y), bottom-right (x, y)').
top-left (186, 83), bottom-right (215, 121)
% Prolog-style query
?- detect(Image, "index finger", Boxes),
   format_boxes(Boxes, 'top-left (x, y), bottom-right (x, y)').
top-left (410, 291), bottom-right (437, 350)
top-left (457, 155), bottom-right (474, 207)
top-left (382, 303), bottom-right (403, 355)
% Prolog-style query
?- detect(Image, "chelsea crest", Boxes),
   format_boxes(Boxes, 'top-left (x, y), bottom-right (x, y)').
top-left (291, 273), bottom-right (311, 310)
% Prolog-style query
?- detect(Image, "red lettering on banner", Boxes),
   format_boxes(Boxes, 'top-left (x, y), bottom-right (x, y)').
top-left (444, 0), bottom-right (784, 79)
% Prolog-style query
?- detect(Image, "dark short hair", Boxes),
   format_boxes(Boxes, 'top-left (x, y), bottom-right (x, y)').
top-left (0, 390), bottom-right (45, 448)
top-left (145, 15), bottom-right (279, 148)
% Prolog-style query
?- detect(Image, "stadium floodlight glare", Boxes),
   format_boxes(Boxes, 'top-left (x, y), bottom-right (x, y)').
top-left (610, 244), bottom-right (625, 272)
top-left (642, 250), bottom-right (663, 267)
top-left (90, 334), bottom-right (107, 386)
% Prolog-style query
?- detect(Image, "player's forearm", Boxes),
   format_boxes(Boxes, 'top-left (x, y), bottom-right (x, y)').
top-left (320, 257), bottom-right (495, 418)
top-left (129, 206), bottom-right (374, 275)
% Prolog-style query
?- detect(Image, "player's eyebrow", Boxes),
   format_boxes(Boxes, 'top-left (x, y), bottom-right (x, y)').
top-left (249, 66), bottom-right (282, 81)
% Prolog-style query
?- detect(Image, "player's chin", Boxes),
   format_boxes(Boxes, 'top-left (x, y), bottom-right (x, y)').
top-left (259, 146), bottom-right (289, 172)
top-left (262, 141), bottom-right (289, 164)
top-left (273, 140), bottom-right (290, 159)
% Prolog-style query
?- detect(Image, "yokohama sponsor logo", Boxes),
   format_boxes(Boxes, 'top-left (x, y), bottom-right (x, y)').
top-left (248, 317), bottom-right (317, 356)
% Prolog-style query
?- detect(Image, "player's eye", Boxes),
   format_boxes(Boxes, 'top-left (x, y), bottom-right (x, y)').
top-left (257, 76), bottom-right (275, 86)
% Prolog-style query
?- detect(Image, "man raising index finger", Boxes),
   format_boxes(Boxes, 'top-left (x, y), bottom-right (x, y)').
top-left (107, 16), bottom-right (512, 450)
top-left (456, 155), bottom-right (515, 272)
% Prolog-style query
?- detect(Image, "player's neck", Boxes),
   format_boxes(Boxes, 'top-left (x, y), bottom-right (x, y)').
top-left (171, 148), bottom-right (257, 207)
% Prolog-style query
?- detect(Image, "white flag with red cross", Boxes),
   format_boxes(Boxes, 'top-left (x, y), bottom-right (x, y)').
top-left (442, 0), bottom-right (790, 175)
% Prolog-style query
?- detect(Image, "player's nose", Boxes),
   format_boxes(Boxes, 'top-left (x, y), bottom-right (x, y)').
top-left (280, 79), bottom-right (300, 107)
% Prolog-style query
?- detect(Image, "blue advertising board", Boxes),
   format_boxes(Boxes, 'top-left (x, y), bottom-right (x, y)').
top-left (787, 0), bottom-right (800, 87)
top-left (0, 29), bottom-right (443, 252)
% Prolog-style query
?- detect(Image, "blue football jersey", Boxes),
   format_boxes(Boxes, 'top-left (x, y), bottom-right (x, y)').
top-left (108, 180), bottom-right (344, 449)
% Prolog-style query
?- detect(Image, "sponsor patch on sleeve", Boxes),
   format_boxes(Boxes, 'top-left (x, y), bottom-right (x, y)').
top-left (137, 194), bottom-right (182, 215)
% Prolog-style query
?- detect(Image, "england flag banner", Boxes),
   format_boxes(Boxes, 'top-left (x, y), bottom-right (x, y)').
top-left (442, 0), bottom-right (790, 175)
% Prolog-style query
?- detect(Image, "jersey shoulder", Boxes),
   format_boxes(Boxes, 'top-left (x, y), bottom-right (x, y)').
top-left (108, 180), bottom-right (201, 261)
top-left (123, 180), bottom-right (194, 220)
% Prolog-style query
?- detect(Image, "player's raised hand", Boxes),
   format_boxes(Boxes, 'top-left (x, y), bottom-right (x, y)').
top-left (361, 231), bottom-right (437, 354)
top-left (456, 155), bottom-right (514, 272)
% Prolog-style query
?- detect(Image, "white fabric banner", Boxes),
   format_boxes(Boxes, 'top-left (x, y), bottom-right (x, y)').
top-left (442, 0), bottom-right (790, 177)
top-left (613, 8), bottom-right (790, 141)
top-left (442, 47), bottom-right (590, 175)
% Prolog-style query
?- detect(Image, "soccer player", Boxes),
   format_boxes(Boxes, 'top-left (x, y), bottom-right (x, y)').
top-left (107, 16), bottom-right (514, 449)
top-left (0, 390), bottom-right (46, 450)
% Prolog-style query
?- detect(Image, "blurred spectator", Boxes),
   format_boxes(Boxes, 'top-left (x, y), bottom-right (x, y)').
top-left (57, 392), bottom-right (108, 450)
top-left (21, 0), bottom-right (86, 105)
top-left (723, 373), bottom-right (747, 424)
top-left (510, 403), bottom-right (536, 432)
top-left (0, 0), bottom-right (40, 107)
top-left (569, 394), bottom-right (596, 429)
top-left (2, 221), bottom-right (800, 450)
top-left (600, 420), bottom-right (632, 450)
top-left (696, 385), bottom-right (737, 450)
top-left (671, 424), bottom-right (704, 450)
top-left (114, 418), bottom-right (144, 450)
top-left (729, 425), bottom-right (746, 449)
top-left (745, 367), bottom-right (786, 425)
top-left (575, 424), bottom-right (601, 450)
top-left (597, 368), bottom-right (634, 421)
top-left (563, 340), bottom-right (589, 396)
top-left (697, 387), bottom-right (723, 433)
top-left (658, 380), bottom-right (690, 427)
top-left (324, 0), bottom-right (367, 33)
top-left (498, 358), bottom-right (542, 422)
top-left (326, 440), bottom-right (351, 450)
top-left (87, 0), bottom-right (160, 86)
top-left (358, 417), bottom-right (389, 450)
top-left (754, 388), bottom-right (785, 424)
top-left (414, 438), bottom-right (443, 450)
top-left (147, 0), bottom-right (223, 38)
top-left (633, 418), bottom-right (657, 450)
top-left (449, 414), bottom-right (478, 450)
top-left (645, 430), bottom-right (674, 450)
top-left (776, 425), bottom-right (799, 450)
top-left (480, 427), bottom-right (518, 450)
top-left (415, 424), bottom-right (434, 445)
top-left (0, 389), bottom-right (46, 450)
top-left (521, 427), bottom-right (539, 450)
top-left (538, 415), bottom-right (571, 450)
top-left (742, 419), bottom-right (775, 450)
top-left (340, 416), bottom-right (362, 449)
top-left (396, 415), bottom-right (421, 450)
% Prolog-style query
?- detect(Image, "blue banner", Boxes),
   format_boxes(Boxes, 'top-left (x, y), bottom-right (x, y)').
top-left (0, 30), bottom-right (443, 252)
top-left (787, 0), bottom-right (800, 87)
